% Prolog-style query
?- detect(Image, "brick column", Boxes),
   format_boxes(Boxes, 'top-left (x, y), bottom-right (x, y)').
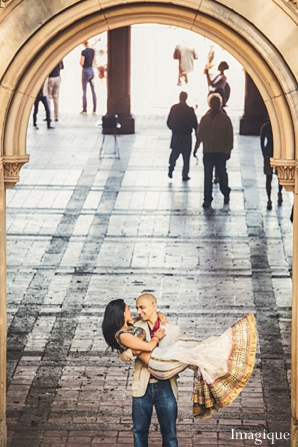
top-left (106, 26), bottom-right (135, 134)
top-left (239, 72), bottom-right (268, 136)
top-left (0, 161), bottom-right (7, 447)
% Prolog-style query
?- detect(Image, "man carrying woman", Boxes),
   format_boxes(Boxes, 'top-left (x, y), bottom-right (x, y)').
top-left (103, 293), bottom-right (180, 447)
top-left (102, 293), bottom-right (257, 445)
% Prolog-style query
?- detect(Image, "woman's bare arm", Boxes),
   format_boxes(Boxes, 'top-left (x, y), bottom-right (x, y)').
top-left (119, 333), bottom-right (158, 352)
top-left (119, 327), bottom-right (165, 352)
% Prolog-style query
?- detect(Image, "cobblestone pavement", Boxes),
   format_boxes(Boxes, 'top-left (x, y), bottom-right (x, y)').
top-left (6, 112), bottom-right (293, 446)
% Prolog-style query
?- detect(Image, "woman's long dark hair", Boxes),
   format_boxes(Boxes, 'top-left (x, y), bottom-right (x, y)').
top-left (102, 299), bottom-right (126, 352)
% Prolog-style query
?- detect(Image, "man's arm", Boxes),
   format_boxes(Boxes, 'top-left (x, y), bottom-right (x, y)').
top-left (191, 108), bottom-right (198, 131)
top-left (119, 348), bottom-right (137, 363)
top-left (167, 106), bottom-right (174, 130)
top-left (227, 117), bottom-right (234, 152)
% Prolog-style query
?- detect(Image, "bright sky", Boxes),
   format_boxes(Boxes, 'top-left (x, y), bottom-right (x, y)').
top-left (59, 24), bottom-right (244, 118)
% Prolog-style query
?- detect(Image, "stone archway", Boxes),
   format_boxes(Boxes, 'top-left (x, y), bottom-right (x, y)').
top-left (1, 1), bottom-right (298, 445)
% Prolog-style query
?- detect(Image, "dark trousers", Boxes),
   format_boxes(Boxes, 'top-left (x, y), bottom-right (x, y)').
top-left (169, 134), bottom-right (191, 178)
top-left (203, 152), bottom-right (231, 202)
top-left (33, 95), bottom-right (51, 128)
top-left (132, 380), bottom-right (178, 447)
top-left (82, 67), bottom-right (97, 113)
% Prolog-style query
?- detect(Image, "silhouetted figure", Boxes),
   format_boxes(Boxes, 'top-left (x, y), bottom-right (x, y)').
top-left (167, 91), bottom-right (198, 181)
top-left (194, 93), bottom-right (233, 208)
top-left (260, 120), bottom-right (282, 210)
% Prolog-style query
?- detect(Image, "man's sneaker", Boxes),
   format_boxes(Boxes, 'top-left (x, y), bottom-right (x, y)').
top-left (267, 200), bottom-right (272, 210)
top-left (224, 194), bottom-right (230, 204)
top-left (182, 176), bottom-right (190, 181)
top-left (80, 110), bottom-right (87, 115)
top-left (168, 170), bottom-right (173, 179)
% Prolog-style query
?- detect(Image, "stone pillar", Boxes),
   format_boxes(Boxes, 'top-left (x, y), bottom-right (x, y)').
top-left (0, 161), bottom-right (6, 447)
top-left (106, 26), bottom-right (135, 134)
top-left (239, 72), bottom-right (268, 136)
top-left (291, 166), bottom-right (298, 447)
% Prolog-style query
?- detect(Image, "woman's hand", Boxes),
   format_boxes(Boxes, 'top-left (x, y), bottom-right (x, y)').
top-left (154, 327), bottom-right (166, 341)
top-left (157, 311), bottom-right (168, 325)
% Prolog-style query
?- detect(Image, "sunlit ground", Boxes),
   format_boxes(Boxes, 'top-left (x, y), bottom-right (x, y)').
top-left (58, 24), bottom-right (245, 119)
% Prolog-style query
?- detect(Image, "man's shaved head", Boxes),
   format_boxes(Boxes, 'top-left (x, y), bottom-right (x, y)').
top-left (136, 293), bottom-right (157, 305)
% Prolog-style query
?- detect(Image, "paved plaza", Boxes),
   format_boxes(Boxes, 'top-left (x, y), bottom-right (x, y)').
top-left (5, 111), bottom-right (293, 446)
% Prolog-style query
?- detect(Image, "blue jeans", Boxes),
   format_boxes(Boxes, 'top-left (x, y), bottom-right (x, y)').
top-left (203, 152), bottom-right (231, 203)
top-left (81, 67), bottom-right (97, 112)
top-left (132, 380), bottom-right (178, 447)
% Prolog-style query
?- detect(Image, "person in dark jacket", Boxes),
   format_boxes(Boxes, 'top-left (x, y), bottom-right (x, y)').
top-left (167, 91), bottom-right (198, 181)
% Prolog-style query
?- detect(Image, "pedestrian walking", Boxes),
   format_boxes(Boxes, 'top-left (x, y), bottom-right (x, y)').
top-left (80, 41), bottom-right (97, 114)
top-left (33, 84), bottom-right (54, 130)
top-left (167, 91), bottom-right (198, 181)
top-left (47, 60), bottom-right (64, 122)
top-left (173, 41), bottom-right (198, 86)
top-left (193, 93), bottom-right (233, 208)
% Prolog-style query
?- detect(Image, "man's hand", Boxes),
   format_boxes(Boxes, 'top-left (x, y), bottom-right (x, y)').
top-left (157, 311), bottom-right (168, 325)
top-left (119, 348), bottom-right (136, 363)
top-left (154, 327), bottom-right (166, 341)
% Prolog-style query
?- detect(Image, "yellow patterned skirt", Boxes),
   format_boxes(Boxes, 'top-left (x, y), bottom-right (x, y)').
top-left (148, 314), bottom-right (257, 418)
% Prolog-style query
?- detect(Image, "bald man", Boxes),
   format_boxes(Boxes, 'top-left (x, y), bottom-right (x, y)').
top-left (120, 293), bottom-right (181, 447)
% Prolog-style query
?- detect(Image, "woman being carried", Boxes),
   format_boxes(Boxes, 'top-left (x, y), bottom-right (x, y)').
top-left (102, 299), bottom-right (257, 418)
